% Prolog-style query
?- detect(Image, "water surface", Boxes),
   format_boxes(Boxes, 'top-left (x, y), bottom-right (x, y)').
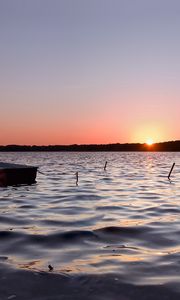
top-left (0, 152), bottom-right (180, 298)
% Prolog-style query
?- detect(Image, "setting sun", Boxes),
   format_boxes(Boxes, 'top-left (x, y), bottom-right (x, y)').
top-left (146, 138), bottom-right (154, 146)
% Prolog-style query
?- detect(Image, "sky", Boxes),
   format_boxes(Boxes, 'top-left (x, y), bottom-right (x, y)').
top-left (0, 0), bottom-right (180, 145)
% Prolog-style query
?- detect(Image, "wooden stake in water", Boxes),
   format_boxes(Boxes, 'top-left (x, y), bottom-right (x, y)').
top-left (75, 172), bottom-right (78, 185)
top-left (104, 161), bottom-right (107, 171)
top-left (168, 163), bottom-right (175, 180)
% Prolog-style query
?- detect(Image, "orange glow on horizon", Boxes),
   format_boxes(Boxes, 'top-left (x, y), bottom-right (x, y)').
top-left (146, 138), bottom-right (154, 146)
top-left (131, 121), bottom-right (168, 145)
top-left (0, 110), bottom-right (176, 146)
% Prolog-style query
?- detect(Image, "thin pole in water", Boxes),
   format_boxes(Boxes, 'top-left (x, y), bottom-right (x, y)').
top-left (168, 163), bottom-right (175, 180)
top-left (75, 172), bottom-right (78, 185)
top-left (37, 170), bottom-right (46, 175)
top-left (104, 161), bottom-right (107, 171)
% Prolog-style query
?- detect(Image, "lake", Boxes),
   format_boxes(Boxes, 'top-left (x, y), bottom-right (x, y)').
top-left (0, 152), bottom-right (180, 299)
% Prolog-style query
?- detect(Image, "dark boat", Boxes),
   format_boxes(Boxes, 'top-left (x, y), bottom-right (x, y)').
top-left (0, 162), bottom-right (38, 187)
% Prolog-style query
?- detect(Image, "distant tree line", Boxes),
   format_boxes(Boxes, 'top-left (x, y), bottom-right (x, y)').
top-left (0, 141), bottom-right (180, 151)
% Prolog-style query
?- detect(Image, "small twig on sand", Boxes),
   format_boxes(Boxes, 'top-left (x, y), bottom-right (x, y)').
top-left (48, 264), bottom-right (54, 271)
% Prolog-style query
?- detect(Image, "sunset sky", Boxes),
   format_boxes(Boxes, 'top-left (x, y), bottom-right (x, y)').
top-left (0, 0), bottom-right (180, 145)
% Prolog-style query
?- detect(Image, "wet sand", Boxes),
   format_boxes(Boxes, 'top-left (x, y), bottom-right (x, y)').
top-left (0, 263), bottom-right (179, 300)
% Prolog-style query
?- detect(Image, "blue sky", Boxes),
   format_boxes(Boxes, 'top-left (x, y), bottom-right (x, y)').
top-left (0, 0), bottom-right (180, 144)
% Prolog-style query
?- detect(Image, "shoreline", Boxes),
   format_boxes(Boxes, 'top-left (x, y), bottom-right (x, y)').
top-left (0, 141), bottom-right (180, 152)
top-left (1, 263), bottom-right (179, 300)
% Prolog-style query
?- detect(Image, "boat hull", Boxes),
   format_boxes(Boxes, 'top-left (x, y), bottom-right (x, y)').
top-left (0, 163), bottom-right (38, 187)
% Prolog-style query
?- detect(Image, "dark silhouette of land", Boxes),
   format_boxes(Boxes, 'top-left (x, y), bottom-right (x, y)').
top-left (0, 140), bottom-right (180, 151)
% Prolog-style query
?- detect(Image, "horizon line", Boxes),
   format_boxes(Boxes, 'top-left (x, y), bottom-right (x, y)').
top-left (1, 140), bottom-right (180, 147)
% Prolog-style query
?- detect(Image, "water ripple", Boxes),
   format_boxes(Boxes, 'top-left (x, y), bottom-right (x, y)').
top-left (0, 151), bottom-right (180, 294)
